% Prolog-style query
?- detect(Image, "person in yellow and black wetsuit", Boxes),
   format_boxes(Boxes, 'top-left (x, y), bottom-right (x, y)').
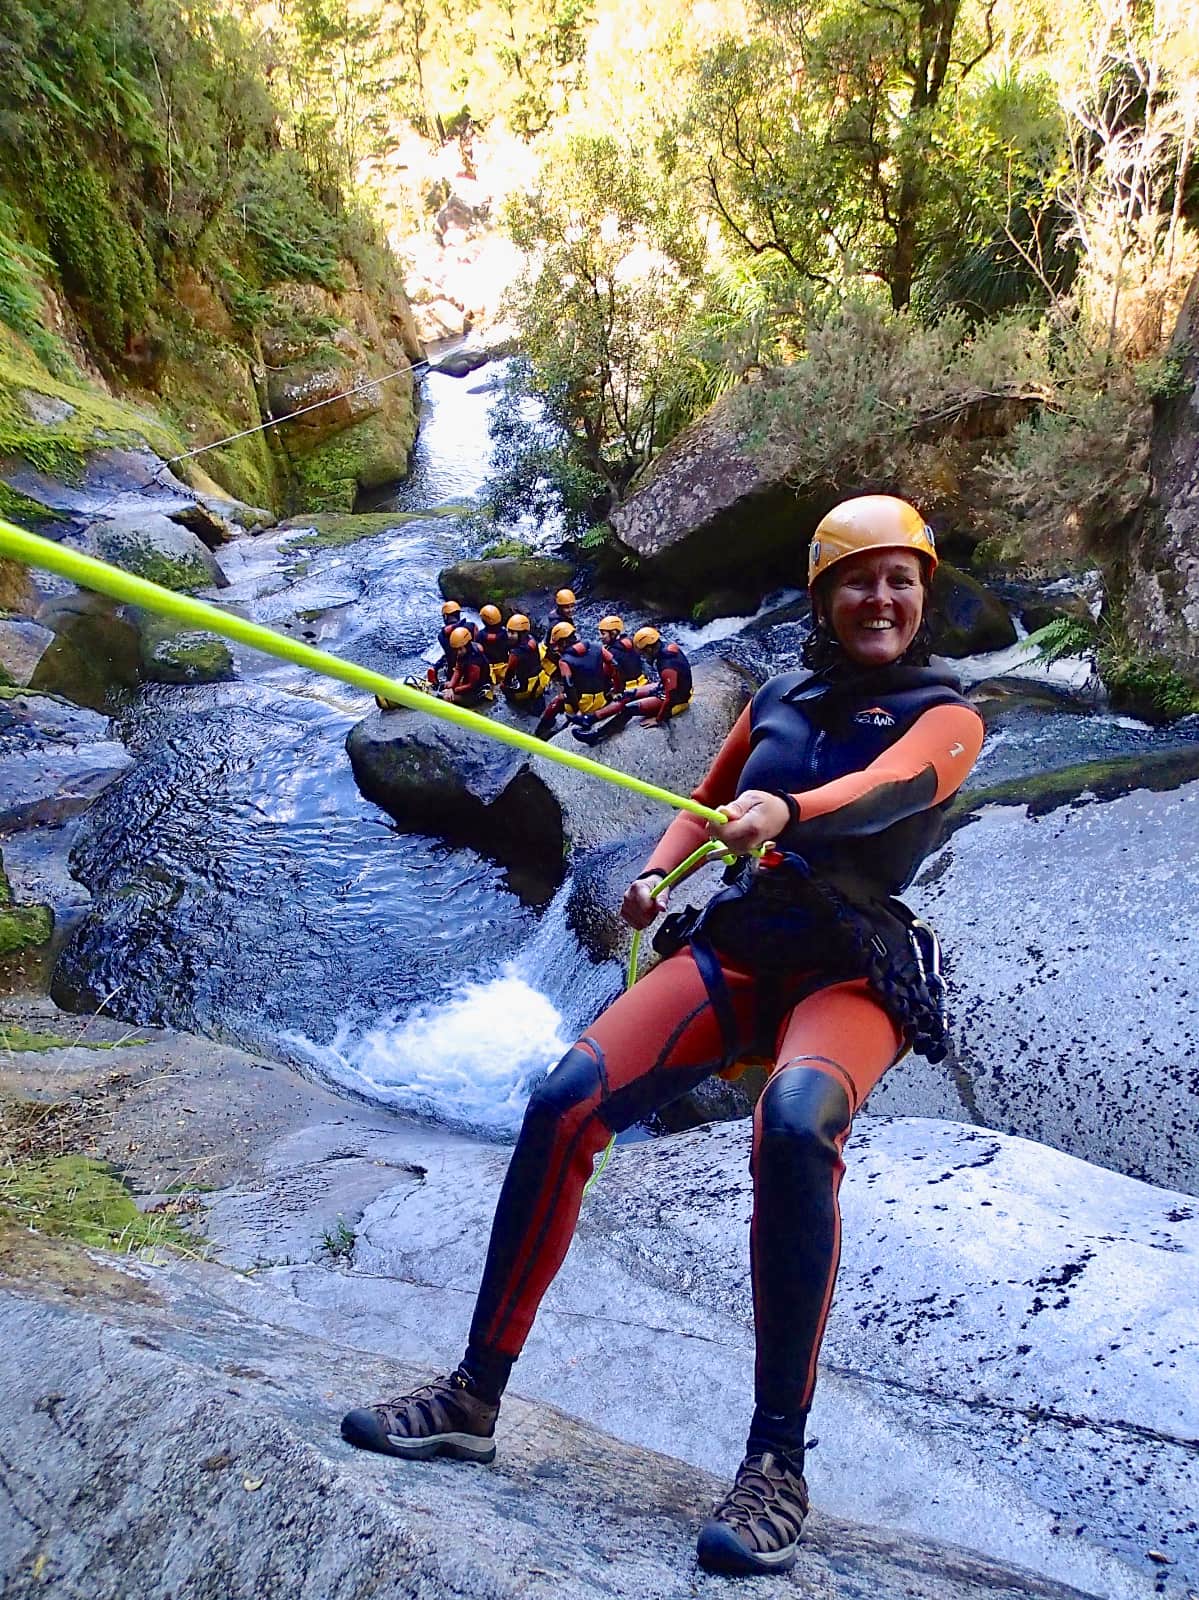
top-left (533, 623), bottom-right (621, 740)
top-left (500, 614), bottom-right (549, 704)
top-left (441, 626), bottom-right (493, 707)
top-left (572, 626), bottom-right (692, 745)
top-left (340, 496), bottom-right (985, 1581)
top-left (476, 605), bottom-right (511, 685)
top-left (599, 615), bottom-right (646, 693)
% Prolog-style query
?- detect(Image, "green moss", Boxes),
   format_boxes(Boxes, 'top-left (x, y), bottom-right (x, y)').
top-left (0, 325), bottom-right (185, 479)
top-left (0, 479), bottom-right (55, 522)
top-left (481, 537), bottom-right (531, 559)
top-left (138, 621), bottom-right (233, 683)
top-left (0, 903), bottom-right (52, 957)
top-left (114, 547), bottom-right (212, 593)
top-left (0, 1154), bottom-right (193, 1253)
top-left (280, 509), bottom-right (458, 549)
top-left (1100, 653), bottom-right (1199, 723)
top-left (0, 1023), bottom-right (146, 1053)
top-left (952, 746), bottom-right (1199, 822)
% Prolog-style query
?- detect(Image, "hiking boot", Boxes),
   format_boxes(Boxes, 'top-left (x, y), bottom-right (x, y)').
top-left (340, 1368), bottom-right (499, 1463)
top-left (696, 1451), bottom-right (809, 1575)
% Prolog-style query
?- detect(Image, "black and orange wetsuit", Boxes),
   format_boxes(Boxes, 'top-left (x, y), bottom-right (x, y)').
top-left (455, 659), bottom-right (984, 1466)
top-left (535, 640), bottom-right (620, 735)
top-left (503, 636), bottom-right (547, 702)
top-left (438, 619), bottom-right (476, 675)
top-left (581, 640), bottom-right (692, 741)
top-left (444, 640), bottom-right (493, 705)
top-left (478, 622), bottom-right (511, 675)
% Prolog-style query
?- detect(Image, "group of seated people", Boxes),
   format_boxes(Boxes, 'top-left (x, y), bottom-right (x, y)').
top-left (381, 587), bottom-right (693, 745)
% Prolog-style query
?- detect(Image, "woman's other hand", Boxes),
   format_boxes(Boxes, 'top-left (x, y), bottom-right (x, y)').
top-left (707, 790), bottom-right (790, 855)
top-left (621, 874), bottom-right (669, 930)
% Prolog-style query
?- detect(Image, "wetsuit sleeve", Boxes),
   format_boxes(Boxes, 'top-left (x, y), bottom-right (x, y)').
top-left (780, 703), bottom-right (984, 843)
top-left (639, 706), bottom-right (752, 877)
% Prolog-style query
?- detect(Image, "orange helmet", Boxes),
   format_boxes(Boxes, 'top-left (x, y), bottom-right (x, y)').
top-left (507, 613), bottom-right (531, 633)
top-left (549, 621), bottom-right (577, 645)
top-left (807, 495), bottom-right (937, 589)
top-left (480, 604), bottom-right (502, 625)
top-left (441, 600), bottom-right (462, 618)
top-left (598, 615), bottom-right (624, 634)
top-left (449, 625), bottom-right (473, 649)
top-left (555, 588), bottom-right (577, 607)
top-left (632, 626), bottom-right (660, 651)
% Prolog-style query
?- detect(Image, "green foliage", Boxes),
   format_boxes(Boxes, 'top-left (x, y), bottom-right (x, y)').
top-left (1025, 616), bottom-right (1097, 664)
top-left (319, 1216), bottom-right (357, 1259)
top-left (480, 536), bottom-right (532, 558)
top-left (0, 1153), bottom-right (193, 1253)
top-left (489, 133), bottom-right (705, 525)
top-left (235, 153), bottom-right (345, 289)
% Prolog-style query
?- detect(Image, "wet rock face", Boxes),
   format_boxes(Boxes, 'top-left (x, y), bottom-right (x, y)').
top-left (345, 708), bottom-right (566, 887)
top-left (29, 593), bottom-right (143, 712)
top-left (874, 777), bottom-right (1199, 1194)
top-left (264, 273), bottom-right (424, 514)
top-left (0, 1253), bottom-right (1109, 1600)
top-left (1124, 269), bottom-right (1199, 676)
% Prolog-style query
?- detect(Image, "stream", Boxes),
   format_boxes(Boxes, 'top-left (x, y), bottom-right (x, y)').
top-left (35, 361), bottom-right (1199, 1137)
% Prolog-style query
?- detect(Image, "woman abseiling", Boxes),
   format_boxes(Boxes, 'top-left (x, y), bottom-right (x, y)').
top-left (341, 495), bottom-right (986, 1579)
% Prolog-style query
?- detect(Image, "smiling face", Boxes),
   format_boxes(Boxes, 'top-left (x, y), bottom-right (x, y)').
top-left (820, 548), bottom-right (926, 668)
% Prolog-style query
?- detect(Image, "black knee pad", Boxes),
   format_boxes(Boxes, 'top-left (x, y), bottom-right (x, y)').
top-left (522, 1043), bottom-right (604, 1128)
top-left (759, 1063), bottom-right (851, 1156)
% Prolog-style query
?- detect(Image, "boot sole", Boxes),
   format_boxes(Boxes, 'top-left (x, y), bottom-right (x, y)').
top-left (341, 1409), bottom-right (496, 1464)
top-left (696, 1518), bottom-right (799, 1576)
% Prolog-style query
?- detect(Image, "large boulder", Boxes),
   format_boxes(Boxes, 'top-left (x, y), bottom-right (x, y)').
top-left (609, 390), bottom-right (806, 604)
top-left (437, 555), bottom-right (575, 610)
top-left (82, 510), bottom-right (229, 591)
top-left (931, 562), bottom-right (1018, 656)
top-left (1123, 269), bottom-right (1199, 677)
top-left (871, 765), bottom-right (1199, 1195)
top-left (344, 661), bottom-right (752, 889)
top-left (345, 707), bottom-right (564, 888)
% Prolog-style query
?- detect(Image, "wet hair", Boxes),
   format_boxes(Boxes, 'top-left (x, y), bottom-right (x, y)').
top-left (801, 560), bottom-right (935, 671)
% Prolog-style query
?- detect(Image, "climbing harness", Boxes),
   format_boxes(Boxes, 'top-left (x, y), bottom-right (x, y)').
top-left (0, 521), bottom-right (728, 829)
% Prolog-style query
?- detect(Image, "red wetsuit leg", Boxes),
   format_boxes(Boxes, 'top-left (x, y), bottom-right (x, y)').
top-left (748, 979), bottom-right (903, 1448)
top-left (468, 948), bottom-right (759, 1363)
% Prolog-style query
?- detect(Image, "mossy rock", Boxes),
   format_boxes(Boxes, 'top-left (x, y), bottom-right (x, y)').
top-left (288, 413), bottom-right (418, 514)
top-left (929, 564), bottom-right (1017, 657)
top-left (137, 618), bottom-right (234, 685)
top-left (690, 587), bottom-right (762, 626)
top-left (29, 593), bottom-right (142, 712)
top-left (438, 556), bottom-right (575, 609)
top-left (88, 511), bottom-right (228, 593)
top-left (0, 850), bottom-right (52, 957)
top-left (278, 506), bottom-right (467, 550)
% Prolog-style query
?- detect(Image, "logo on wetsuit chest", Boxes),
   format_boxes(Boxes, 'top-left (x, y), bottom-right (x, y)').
top-left (854, 706), bottom-right (896, 728)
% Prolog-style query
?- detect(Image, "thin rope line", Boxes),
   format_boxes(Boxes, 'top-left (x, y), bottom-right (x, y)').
top-left (163, 358), bottom-right (433, 466)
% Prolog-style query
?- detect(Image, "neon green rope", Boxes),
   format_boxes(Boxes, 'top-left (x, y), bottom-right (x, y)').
top-left (0, 520), bottom-right (728, 827)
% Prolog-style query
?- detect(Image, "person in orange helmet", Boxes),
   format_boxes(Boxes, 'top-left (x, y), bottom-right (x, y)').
top-left (598, 615), bottom-right (646, 693)
top-left (441, 625), bottom-right (493, 706)
top-left (342, 496), bottom-right (984, 1580)
top-left (436, 600), bottom-right (476, 681)
top-left (572, 626), bottom-right (692, 744)
top-left (476, 604), bottom-right (511, 684)
top-left (500, 614), bottom-right (549, 703)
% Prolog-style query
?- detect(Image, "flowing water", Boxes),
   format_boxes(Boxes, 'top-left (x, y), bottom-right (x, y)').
top-left (47, 361), bottom-right (1199, 1135)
